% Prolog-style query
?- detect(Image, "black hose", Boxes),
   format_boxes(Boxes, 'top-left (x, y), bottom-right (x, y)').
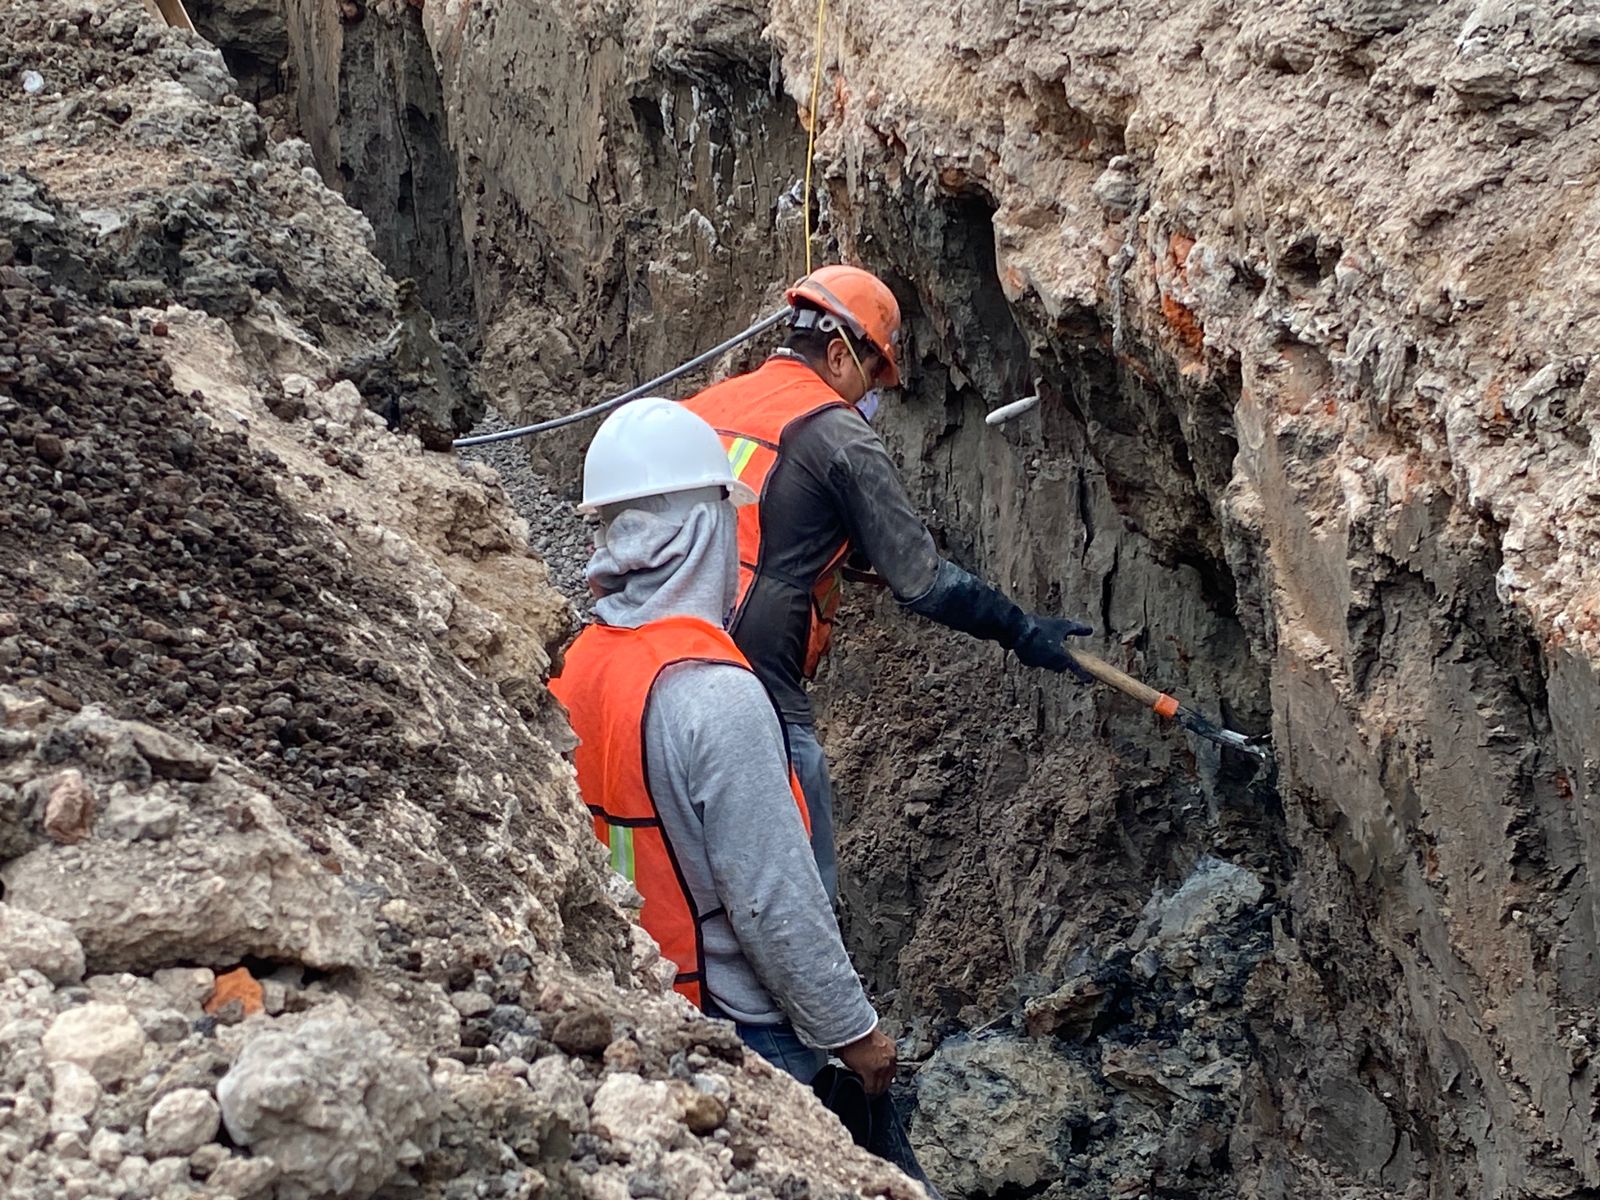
top-left (451, 306), bottom-right (792, 449)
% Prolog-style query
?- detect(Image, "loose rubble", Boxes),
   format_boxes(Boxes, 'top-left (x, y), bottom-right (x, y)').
top-left (912, 857), bottom-right (1270, 1198)
top-left (458, 408), bottom-right (594, 611)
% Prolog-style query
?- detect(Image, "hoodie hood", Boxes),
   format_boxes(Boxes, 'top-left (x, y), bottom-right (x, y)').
top-left (586, 487), bottom-right (740, 629)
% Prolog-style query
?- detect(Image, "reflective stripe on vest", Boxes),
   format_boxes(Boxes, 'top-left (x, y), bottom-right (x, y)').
top-left (683, 357), bottom-right (852, 679)
top-left (549, 615), bottom-right (810, 1010)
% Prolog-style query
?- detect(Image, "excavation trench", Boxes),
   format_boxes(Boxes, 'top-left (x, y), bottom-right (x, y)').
top-left (258, 12), bottom-right (1293, 1196)
top-left (208, 2), bottom-right (1600, 1198)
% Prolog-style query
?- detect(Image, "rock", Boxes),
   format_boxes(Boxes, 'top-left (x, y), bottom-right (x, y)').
top-left (146, 1155), bottom-right (190, 1190)
top-left (1022, 973), bottom-right (1109, 1039)
top-left (1558, 14), bottom-right (1600, 63)
top-left (1101, 1042), bottom-right (1196, 1104)
top-left (145, 1088), bottom-right (221, 1157)
top-left (42, 1002), bottom-right (148, 1084)
top-left (911, 1037), bottom-right (1101, 1197)
top-left (450, 989), bottom-right (494, 1018)
top-left (137, 1007), bottom-right (191, 1044)
top-left (1140, 857), bottom-right (1265, 960)
top-left (35, 680), bottom-right (80, 712)
top-left (1444, 55), bottom-right (1523, 108)
top-left (261, 977), bottom-right (289, 1016)
top-left (125, 723), bottom-right (216, 782)
top-left (1188, 1057), bottom-right (1243, 1091)
top-left (189, 1142), bottom-right (229, 1177)
top-left (1092, 156), bottom-right (1139, 214)
top-left (552, 1008), bottom-right (613, 1056)
top-left (1, 786), bottom-right (374, 975)
top-left (39, 768), bottom-right (95, 844)
top-left (101, 790), bottom-right (182, 842)
top-left (88, 1126), bottom-right (124, 1169)
top-left (116, 1155), bottom-right (150, 1192)
top-left (690, 1072), bottom-right (732, 1105)
top-left (204, 966), bottom-right (264, 1018)
top-left (590, 1073), bottom-right (686, 1150)
top-left (208, 1154), bottom-right (279, 1198)
top-left (674, 1082), bottom-right (727, 1135)
top-left (151, 967), bottom-right (215, 1014)
top-left (1, 688), bottom-right (52, 729)
top-left (217, 1010), bottom-right (441, 1198)
top-left (603, 1035), bottom-right (643, 1073)
top-left (525, 1053), bottom-right (590, 1135)
top-left (50, 1063), bottom-right (101, 1120)
top-left (0, 902), bottom-right (85, 983)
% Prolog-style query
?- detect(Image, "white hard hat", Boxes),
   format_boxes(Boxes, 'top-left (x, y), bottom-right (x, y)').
top-left (578, 397), bottom-right (758, 513)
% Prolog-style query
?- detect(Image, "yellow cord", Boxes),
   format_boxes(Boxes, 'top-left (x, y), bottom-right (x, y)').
top-left (802, 0), bottom-right (828, 274)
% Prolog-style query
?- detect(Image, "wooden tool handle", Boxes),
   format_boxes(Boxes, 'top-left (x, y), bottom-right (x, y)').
top-left (1067, 649), bottom-right (1181, 719)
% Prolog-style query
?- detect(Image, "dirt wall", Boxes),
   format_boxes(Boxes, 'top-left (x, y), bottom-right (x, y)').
top-left (776, 2), bottom-right (1600, 1195)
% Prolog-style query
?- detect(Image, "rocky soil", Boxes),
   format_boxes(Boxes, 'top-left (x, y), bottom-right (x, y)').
top-left (255, 0), bottom-right (1600, 1198)
top-left (0, 5), bottom-right (925, 1199)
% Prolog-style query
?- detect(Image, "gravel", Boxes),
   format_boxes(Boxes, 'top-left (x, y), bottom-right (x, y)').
top-left (458, 408), bottom-right (595, 614)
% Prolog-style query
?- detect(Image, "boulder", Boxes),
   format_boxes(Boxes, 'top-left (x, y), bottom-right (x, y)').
top-left (42, 1003), bottom-right (148, 1085)
top-left (911, 1036), bottom-right (1101, 1197)
top-left (0, 902), bottom-right (86, 984)
top-left (1, 780), bottom-right (373, 976)
top-left (145, 1088), bottom-right (222, 1158)
top-left (217, 1010), bottom-right (440, 1198)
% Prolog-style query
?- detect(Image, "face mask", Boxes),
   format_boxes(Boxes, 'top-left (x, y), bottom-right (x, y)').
top-left (856, 389), bottom-right (882, 423)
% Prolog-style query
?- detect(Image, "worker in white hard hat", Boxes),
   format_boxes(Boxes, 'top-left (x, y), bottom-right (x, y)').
top-left (549, 397), bottom-right (899, 1093)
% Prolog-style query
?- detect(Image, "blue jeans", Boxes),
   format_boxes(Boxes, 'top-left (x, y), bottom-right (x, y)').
top-left (704, 998), bottom-right (826, 1084)
top-left (786, 721), bottom-right (837, 903)
top-left (737, 1019), bottom-right (827, 1084)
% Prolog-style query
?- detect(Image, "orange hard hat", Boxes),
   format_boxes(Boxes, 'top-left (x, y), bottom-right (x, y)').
top-left (785, 265), bottom-right (903, 387)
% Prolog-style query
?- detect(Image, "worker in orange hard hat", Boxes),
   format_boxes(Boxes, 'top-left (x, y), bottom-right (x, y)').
top-left (683, 264), bottom-right (1093, 902)
top-left (786, 264), bottom-right (904, 387)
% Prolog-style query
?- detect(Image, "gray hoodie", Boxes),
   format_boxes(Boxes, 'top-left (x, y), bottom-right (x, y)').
top-left (586, 490), bottom-right (877, 1050)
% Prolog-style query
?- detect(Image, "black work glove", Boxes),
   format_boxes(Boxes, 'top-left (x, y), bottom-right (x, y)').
top-left (1012, 614), bottom-right (1094, 680)
top-left (907, 562), bottom-right (1094, 682)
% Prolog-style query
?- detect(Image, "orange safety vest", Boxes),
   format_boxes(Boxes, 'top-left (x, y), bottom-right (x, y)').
top-left (549, 615), bottom-right (810, 1009)
top-left (683, 356), bottom-right (852, 678)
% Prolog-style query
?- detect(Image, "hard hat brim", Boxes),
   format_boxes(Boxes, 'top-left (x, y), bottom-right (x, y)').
top-left (576, 478), bottom-right (756, 515)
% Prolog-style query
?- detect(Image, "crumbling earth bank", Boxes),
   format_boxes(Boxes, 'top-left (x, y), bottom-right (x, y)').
top-left (783, 2), bottom-right (1600, 1197)
top-left (0, 5), bottom-right (923, 1199)
top-left (367, 0), bottom-right (1600, 1197)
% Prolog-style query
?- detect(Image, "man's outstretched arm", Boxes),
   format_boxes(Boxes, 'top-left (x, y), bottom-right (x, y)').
top-left (822, 414), bottom-right (1092, 672)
